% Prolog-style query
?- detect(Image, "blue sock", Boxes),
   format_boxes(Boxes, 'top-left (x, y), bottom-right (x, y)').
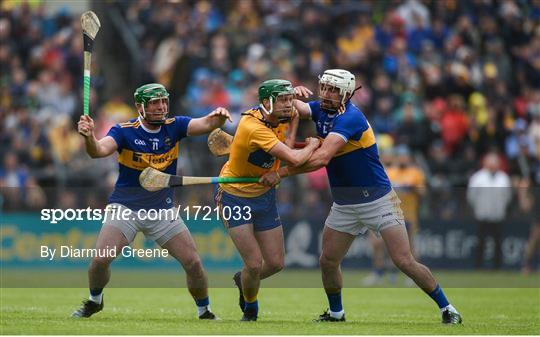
top-left (195, 297), bottom-right (209, 307)
top-left (90, 288), bottom-right (103, 296)
top-left (326, 291), bottom-right (343, 312)
top-left (427, 285), bottom-right (449, 309)
top-left (244, 299), bottom-right (258, 313)
top-left (374, 268), bottom-right (384, 277)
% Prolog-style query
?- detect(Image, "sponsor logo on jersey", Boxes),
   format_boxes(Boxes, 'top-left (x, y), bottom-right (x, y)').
top-left (118, 142), bottom-right (179, 171)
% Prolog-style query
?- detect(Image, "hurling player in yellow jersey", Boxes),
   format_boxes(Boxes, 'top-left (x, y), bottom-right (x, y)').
top-left (214, 79), bottom-right (320, 321)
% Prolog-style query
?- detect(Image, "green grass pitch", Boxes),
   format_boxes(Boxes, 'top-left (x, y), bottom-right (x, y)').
top-left (1, 271), bottom-right (539, 335)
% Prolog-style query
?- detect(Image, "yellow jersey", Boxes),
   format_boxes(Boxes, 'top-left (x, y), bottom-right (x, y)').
top-left (219, 108), bottom-right (288, 197)
top-left (386, 166), bottom-right (425, 225)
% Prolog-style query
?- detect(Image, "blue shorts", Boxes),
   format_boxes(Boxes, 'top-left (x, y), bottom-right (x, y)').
top-left (214, 187), bottom-right (281, 231)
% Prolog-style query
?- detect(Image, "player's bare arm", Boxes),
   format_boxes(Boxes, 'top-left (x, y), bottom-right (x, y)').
top-left (260, 134), bottom-right (345, 186)
top-left (293, 85), bottom-right (313, 119)
top-left (284, 109), bottom-right (299, 148)
top-left (77, 115), bottom-right (118, 158)
top-left (268, 137), bottom-right (320, 168)
top-left (293, 133), bottom-right (346, 172)
top-left (187, 107), bottom-right (232, 136)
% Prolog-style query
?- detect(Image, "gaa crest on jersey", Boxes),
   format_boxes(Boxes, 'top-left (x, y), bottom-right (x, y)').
top-left (134, 139), bottom-right (146, 146)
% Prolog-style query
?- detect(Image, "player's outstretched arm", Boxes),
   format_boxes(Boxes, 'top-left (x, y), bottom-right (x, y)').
top-left (77, 115), bottom-right (117, 158)
top-left (187, 107), bottom-right (232, 136)
top-left (293, 85), bottom-right (313, 119)
top-left (269, 137), bottom-right (320, 167)
top-left (259, 134), bottom-right (345, 186)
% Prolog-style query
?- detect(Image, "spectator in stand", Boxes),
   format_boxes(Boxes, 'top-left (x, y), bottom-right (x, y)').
top-left (441, 95), bottom-right (469, 155)
top-left (2, 0), bottom-right (539, 219)
top-left (467, 153), bottom-right (512, 269)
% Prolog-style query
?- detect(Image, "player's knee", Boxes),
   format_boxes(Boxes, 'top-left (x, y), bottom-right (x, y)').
top-left (184, 256), bottom-right (204, 275)
top-left (266, 259), bottom-right (284, 274)
top-left (319, 253), bottom-right (339, 270)
top-left (392, 254), bottom-right (416, 272)
top-left (244, 259), bottom-right (263, 276)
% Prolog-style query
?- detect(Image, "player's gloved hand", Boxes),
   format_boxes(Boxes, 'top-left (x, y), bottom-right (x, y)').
top-left (78, 115), bottom-right (95, 138)
top-left (259, 171), bottom-right (281, 187)
top-left (294, 86), bottom-right (313, 98)
top-left (208, 107), bottom-right (233, 123)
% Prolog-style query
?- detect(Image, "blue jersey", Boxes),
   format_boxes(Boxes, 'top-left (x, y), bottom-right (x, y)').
top-left (106, 116), bottom-right (191, 210)
top-left (309, 101), bottom-right (391, 205)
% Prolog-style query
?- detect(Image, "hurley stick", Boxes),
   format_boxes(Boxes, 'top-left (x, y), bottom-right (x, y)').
top-left (139, 167), bottom-right (260, 192)
top-left (81, 11), bottom-right (101, 116)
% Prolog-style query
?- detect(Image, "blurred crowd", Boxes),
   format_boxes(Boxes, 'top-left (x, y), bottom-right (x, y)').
top-left (1, 0), bottom-right (539, 219)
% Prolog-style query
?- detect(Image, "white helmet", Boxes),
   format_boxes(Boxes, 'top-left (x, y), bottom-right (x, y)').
top-left (318, 69), bottom-right (356, 111)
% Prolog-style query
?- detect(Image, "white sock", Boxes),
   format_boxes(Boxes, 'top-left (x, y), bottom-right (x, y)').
top-left (89, 292), bottom-right (103, 304)
top-left (329, 309), bottom-right (344, 319)
top-left (441, 304), bottom-right (457, 313)
top-left (197, 305), bottom-right (210, 316)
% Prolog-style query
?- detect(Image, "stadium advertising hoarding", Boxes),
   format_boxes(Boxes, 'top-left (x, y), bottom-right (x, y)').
top-left (1, 213), bottom-right (242, 269)
top-left (283, 217), bottom-right (530, 270)
top-left (1, 212), bottom-right (530, 270)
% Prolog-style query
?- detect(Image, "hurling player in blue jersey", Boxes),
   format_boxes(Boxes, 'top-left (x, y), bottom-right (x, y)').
top-left (73, 83), bottom-right (231, 320)
top-left (260, 70), bottom-right (462, 324)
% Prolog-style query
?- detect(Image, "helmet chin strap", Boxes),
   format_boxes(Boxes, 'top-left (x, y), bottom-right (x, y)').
top-left (260, 99), bottom-right (294, 124)
top-left (259, 99), bottom-right (282, 127)
top-left (259, 98), bottom-right (273, 115)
